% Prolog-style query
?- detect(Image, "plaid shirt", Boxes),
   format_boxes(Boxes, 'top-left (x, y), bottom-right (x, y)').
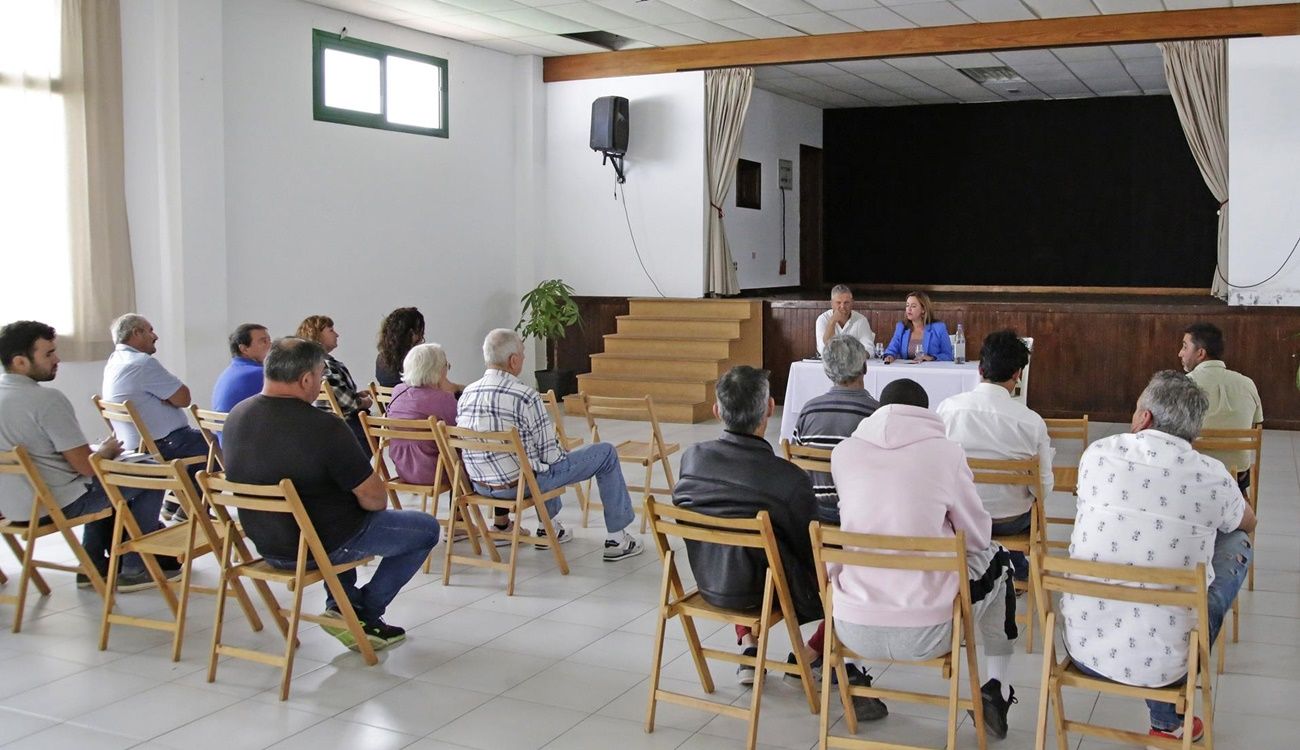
top-left (456, 369), bottom-right (565, 486)
top-left (318, 355), bottom-right (365, 418)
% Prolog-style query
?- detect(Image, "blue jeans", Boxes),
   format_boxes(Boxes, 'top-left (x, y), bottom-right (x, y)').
top-left (1071, 530), bottom-right (1253, 731)
top-left (992, 510), bottom-right (1032, 579)
top-left (266, 510), bottom-right (440, 622)
top-left (156, 426), bottom-right (209, 485)
top-left (61, 480), bottom-right (165, 573)
top-left (474, 443), bottom-right (636, 533)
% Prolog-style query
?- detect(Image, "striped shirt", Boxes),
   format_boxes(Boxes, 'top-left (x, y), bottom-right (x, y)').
top-left (793, 386), bottom-right (879, 523)
top-left (456, 369), bottom-right (565, 486)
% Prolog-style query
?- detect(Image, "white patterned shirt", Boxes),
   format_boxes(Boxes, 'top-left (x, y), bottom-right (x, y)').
top-left (456, 369), bottom-right (565, 486)
top-left (1061, 429), bottom-right (1245, 687)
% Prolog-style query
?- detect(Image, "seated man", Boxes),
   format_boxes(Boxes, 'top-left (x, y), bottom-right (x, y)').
top-left (0, 321), bottom-right (170, 591)
top-left (673, 366), bottom-right (886, 721)
top-left (1062, 370), bottom-right (1255, 743)
top-left (937, 330), bottom-right (1053, 579)
top-left (457, 329), bottom-right (642, 560)
top-left (102, 313), bottom-right (208, 519)
top-left (224, 337), bottom-right (441, 651)
top-left (1180, 322), bottom-right (1263, 493)
top-left (832, 379), bottom-right (1019, 737)
top-left (793, 335), bottom-right (879, 525)
top-left (212, 323), bottom-right (271, 413)
top-left (816, 284), bottom-right (875, 356)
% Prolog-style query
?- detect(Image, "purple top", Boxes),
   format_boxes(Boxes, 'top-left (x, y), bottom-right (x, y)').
top-left (385, 383), bottom-right (458, 485)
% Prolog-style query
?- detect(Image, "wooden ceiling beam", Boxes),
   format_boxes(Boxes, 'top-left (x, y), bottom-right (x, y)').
top-left (542, 4), bottom-right (1300, 82)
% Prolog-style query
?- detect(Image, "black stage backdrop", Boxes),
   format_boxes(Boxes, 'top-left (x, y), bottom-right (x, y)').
top-left (823, 95), bottom-right (1218, 287)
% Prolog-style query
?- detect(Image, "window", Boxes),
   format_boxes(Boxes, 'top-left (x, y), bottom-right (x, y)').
top-left (0, 1), bottom-right (73, 332)
top-left (312, 30), bottom-right (448, 138)
top-left (735, 159), bottom-right (761, 210)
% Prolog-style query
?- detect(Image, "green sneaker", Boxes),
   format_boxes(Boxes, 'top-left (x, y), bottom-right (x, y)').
top-left (320, 608), bottom-right (406, 651)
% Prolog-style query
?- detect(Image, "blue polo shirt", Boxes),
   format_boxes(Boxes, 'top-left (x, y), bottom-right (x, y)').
top-left (212, 357), bottom-right (264, 413)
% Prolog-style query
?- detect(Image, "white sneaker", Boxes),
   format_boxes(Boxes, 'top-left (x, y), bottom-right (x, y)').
top-left (534, 522), bottom-right (572, 549)
top-left (603, 532), bottom-right (644, 562)
top-left (489, 520), bottom-right (530, 547)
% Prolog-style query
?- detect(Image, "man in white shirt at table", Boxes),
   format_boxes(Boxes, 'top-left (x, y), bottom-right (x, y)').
top-left (937, 329), bottom-right (1053, 581)
top-left (816, 284), bottom-right (874, 356)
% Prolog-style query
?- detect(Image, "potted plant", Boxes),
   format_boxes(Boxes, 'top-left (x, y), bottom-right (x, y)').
top-left (516, 279), bottom-right (582, 397)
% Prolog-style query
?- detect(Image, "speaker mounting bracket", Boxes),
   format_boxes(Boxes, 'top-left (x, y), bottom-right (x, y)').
top-left (600, 151), bottom-right (626, 184)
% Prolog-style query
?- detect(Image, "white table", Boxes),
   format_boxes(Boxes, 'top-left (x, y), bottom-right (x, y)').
top-left (779, 359), bottom-right (982, 441)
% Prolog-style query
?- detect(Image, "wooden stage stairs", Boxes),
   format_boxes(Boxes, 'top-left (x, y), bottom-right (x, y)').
top-left (564, 298), bottom-right (763, 424)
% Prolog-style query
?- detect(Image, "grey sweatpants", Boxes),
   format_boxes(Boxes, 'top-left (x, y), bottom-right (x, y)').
top-left (834, 549), bottom-right (1016, 661)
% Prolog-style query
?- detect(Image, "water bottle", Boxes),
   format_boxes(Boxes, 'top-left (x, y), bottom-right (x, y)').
top-left (954, 323), bottom-right (966, 364)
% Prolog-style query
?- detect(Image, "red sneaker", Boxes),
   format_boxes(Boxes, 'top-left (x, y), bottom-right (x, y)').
top-left (1148, 716), bottom-right (1204, 743)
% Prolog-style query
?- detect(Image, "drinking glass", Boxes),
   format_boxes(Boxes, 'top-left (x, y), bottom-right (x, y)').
top-left (874, 343), bottom-right (884, 360)
top-left (914, 343), bottom-right (924, 361)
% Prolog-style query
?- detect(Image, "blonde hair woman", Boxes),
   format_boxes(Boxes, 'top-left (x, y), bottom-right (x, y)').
top-left (296, 314), bottom-right (373, 454)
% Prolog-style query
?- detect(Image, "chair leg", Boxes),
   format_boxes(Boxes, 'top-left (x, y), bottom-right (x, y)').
top-left (3, 534), bottom-right (49, 596)
top-left (505, 512), bottom-right (523, 597)
top-left (638, 462), bottom-right (654, 534)
top-left (12, 531), bottom-right (41, 633)
top-left (962, 608), bottom-right (987, 750)
top-left (1035, 613), bottom-right (1056, 750)
top-left (645, 559), bottom-right (672, 733)
top-left (442, 498), bottom-right (462, 586)
top-left (280, 572), bottom-right (307, 701)
top-left (171, 552), bottom-right (196, 661)
top-left (945, 612), bottom-right (962, 750)
top-left (746, 616), bottom-right (772, 750)
top-left (98, 530), bottom-right (122, 651)
top-left (1217, 625), bottom-right (1226, 675)
top-left (207, 532), bottom-right (236, 686)
top-left (817, 620), bottom-right (835, 750)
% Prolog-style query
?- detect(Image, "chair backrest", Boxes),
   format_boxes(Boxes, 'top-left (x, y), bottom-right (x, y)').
top-left (91, 454), bottom-right (216, 547)
top-left (541, 389), bottom-right (579, 447)
top-left (1035, 552), bottom-right (1210, 647)
top-left (93, 395), bottom-right (163, 458)
top-left (368, 382), bottom-right (395, 416)
top-left (189, 406), bottom-right (229, 473)
top-left (1044, 415), bottom-right (1089, 446)
top-left (578, 392), bottom-right (672, 459)
top-left (198, 471), bottom-right (332, 564)
top-left (1192, 426), bottom-right (1263, 507)
top-left (316, 382), bottom-right (344, 418)
top-left (810, 524), bottom-right (971, 623)
top-left (358, 412), bottom-right (444, 502)
top-left (967, 456), bottom-right (1047, 541)
top-left (781, 439), bottom-right (832, 475)
top-left (0, 445), bottom-right (66, 525)
top-left (439, 424), bottom-right (545, 501)
top-left (1011, 336), bottom-right (1034, 403)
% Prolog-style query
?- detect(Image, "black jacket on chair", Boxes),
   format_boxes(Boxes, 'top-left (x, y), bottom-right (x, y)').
top-left (671, 430), bottom-right (823, 625)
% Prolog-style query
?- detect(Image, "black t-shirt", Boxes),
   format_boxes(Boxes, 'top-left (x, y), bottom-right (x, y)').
top-left (375, 354), bottom-right (400, 388)
top-left (224, 395), bottom-right (374, 559)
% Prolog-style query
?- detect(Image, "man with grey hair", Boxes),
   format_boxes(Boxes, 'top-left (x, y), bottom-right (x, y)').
top-left (1061, 370), bottom-right (1256, 743)
top-left (457, 328), bottom-right (642, 560)
top-left (815, 284), bottom-right (874, 356)
top-left (101, 313), bottom-right (207, 520)
top-left (793, 335), bottom-right (879, 523)
top-left (224, 337), bottom-right (441, 651)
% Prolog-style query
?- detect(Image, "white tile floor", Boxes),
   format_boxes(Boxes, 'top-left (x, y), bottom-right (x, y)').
top-left (1, 413), bottom-right (1297, 750)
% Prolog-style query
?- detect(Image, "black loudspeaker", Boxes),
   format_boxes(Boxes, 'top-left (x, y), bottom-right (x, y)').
top-left (590, 96), bottom-right (629, 156)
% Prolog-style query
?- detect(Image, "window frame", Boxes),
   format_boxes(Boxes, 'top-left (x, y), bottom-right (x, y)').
top-left (312, 29), bottom-right (449, 138)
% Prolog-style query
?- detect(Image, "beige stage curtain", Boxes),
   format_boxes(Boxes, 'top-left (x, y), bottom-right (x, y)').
top-left (1159, 39), bottom-right (1229, 299)
top-left (704, 68), bottom-right (754, 297)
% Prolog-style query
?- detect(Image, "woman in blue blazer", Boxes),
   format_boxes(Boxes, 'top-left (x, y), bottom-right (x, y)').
top-left (882, 291), bottom-right (953, 363)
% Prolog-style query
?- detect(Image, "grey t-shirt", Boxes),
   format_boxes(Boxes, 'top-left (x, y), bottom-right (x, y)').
top-left (0, 374), bottom-right (91, 519)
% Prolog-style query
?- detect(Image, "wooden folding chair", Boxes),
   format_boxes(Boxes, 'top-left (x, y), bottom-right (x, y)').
top-left (359, 412), bottom-right (482, 571)
top-left (1032, 551), bottom-right (1214, 750)
top-left (643, 498), bottom-right (818, 750)
top-left (368, 382), bottom-right (395, 416)
top-left (198, 472), bottom-right (378, 700)
top-left (316, 382), bottom-right (345, 418)
top-left (94, 395), bottom-right (205, 521)
top-left (189, 406), bottom-right (229, 473)
top-left (1192, 426), bottom-right (1262, 674)
top-left (439, 424), bottom-right (570, 596)
top-left (0, 446), bottom-right (113, 632)
top-left (542, 389), bottom-right (591, 512)
top-left (811, 524), bottom-right (987, 750)
top-left (781, 439), bottom-right (833, 475)
top-left (577, 393), bottom-right (679, 532)
top-left (90, 456), bottom-right (283, 660)
top-left (968, 456), bottom-right (1046, 653)
top-left (1043, 416), bottom-right (1088, 495)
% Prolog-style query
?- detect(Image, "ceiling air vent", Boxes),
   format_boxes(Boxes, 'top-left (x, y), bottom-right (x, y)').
top-left (956, 66), bottom-right (1025, 85)
top-left (559, 31), bottom-right (637, 51)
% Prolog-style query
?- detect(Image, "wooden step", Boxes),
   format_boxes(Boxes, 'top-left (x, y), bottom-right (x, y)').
top-left (603, 335), bottom-right (735, 358)
top-left (629, 298), bottom-right (756, 320)
top-left (589, 353), bottom-right (727, 379)
top-left (564, 394), bottom-right (713, 423)
top-left (616, 316), bottom-right (741, 339)
top-left (576, 373), bottom-right (714, 402)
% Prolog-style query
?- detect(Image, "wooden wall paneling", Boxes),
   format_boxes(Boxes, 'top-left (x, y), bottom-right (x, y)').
top-left (557, 297), bottom-right (628, 375)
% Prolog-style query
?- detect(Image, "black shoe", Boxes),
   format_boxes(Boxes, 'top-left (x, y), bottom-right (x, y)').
top-left (845, 665), bottom-right (888, 722)
top-left (974, 679), bottom-right (1017, 739)
top-left (76, 558), bottom-right (110, 588)
top-left (362, 619), bottom-right (406, 648)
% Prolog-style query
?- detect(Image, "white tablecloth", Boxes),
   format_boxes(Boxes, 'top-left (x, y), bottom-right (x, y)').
top-left (779, 359), bottom-right (982, 441)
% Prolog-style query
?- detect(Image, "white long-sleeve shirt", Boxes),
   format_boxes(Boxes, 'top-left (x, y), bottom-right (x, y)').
top-left (815, 310), bottom-right (874, 355)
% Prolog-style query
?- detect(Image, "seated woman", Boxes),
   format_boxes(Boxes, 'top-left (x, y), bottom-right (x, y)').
top-left (296, 314), bottom-right (373, 455)
top-left (882, 291), bottom-right (953, 363)
top-left (375, 307), bottom-right (425, 388)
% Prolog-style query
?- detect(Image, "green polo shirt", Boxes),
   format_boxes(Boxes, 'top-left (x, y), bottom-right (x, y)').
top-left (1187, 360), bottom-right (1263, 473)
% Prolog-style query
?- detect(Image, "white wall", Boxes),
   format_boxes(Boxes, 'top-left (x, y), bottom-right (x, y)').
top-left (543, 72), bottom-right (706, 299)
top-left (727, 88), bottom-right (822, 290)
top-left (1227, 35), bottom-right (1300, 306)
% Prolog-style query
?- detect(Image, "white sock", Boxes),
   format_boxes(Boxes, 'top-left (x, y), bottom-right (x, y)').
top-left (987, 654), bottom-right (1012, 699)
top-left (606, 531), bottom-right (623, 544)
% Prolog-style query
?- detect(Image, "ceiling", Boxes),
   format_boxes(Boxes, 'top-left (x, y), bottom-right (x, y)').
top-left (303, 0), bottom-right (1257, 106)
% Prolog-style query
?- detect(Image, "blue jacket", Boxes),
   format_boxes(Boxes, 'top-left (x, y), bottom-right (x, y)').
top-left (883, 321), bottom-right (954, 361)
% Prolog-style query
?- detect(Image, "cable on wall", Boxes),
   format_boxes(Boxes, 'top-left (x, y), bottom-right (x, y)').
top-left (615, 179), bottom-right (666, 298)
top-left (1218, 230), bottom-right (1300, 289)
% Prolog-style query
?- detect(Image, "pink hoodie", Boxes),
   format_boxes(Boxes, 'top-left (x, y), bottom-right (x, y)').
top-left (829, 404), bottom-right (993, 627)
